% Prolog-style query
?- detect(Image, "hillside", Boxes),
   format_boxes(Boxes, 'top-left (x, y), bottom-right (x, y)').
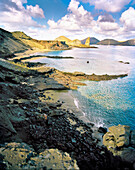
top-left (0, 28), bottom-right (30, 58)
top-left (81, 37), bottom-right (99, 45)
top-left (97, 39), bottom-right (120, 45)
top-left (55, 36), bottom-right (71, 44)
top-left (70, 39), bottom-right (82, 46)
top-left (97, 38), bottom-right (135, 46)
top-left (55, 36), bottom-right (89, 47)
top-left (0, 28), bottom-right (69, 58)
top-left (120, 39), bottom-right (135, 46)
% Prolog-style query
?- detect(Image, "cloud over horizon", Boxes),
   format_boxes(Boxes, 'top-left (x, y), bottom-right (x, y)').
top-left (0, 0), bottom-right (135, 40)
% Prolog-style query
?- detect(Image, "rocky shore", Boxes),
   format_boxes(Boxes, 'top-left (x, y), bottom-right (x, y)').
top-left (0, 59), bottom-right (134, 169)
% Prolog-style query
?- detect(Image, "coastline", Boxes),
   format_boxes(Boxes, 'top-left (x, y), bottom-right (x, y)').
top-left (0, 57), bottom-right (134, 169)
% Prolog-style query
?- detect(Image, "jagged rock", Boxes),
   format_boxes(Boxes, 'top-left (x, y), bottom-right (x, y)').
top-left (109, 124), bottom-right (130, 147)
top-left (85, 37), bottom-right (90, 46)
top-left (103, 125), bottom-right (135, 164)
top-left (103, 132), bottom-right (116, 150)
top-left (98, 127), bottom-right (107, 134)
top-left (103, 125), bottom-right (131, 149)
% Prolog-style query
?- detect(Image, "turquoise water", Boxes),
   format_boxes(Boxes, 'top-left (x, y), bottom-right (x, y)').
top-left (32, 46), bottom-right (135, 129)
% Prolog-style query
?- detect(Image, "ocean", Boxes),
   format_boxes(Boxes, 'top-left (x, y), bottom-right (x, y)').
top-left (31, 45), bottom-right (135, 129)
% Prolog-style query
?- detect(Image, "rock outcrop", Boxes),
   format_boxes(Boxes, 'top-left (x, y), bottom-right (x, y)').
top-left (81, 37), bottom-right (99, 45)
top-left (85, 37), bottom-right (90, 46)
top-left (0, 142), bottom-right (79, 169)
top-left (103, 125), bottom-right (135, 165)
top-left (55, 36), bottom-right (93, 48)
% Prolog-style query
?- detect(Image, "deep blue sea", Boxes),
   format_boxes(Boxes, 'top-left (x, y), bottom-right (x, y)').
top-left (32, 46), bottom-right (135, 129)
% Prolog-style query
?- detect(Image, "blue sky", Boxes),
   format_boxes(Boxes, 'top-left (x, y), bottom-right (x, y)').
top-left (0, 0), bottom-right (135, 40)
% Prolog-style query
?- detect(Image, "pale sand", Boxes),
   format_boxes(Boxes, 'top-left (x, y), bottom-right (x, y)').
top-left (41, 90), bottom-right (90, 124)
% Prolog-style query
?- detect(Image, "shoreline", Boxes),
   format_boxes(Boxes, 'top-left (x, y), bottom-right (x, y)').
top-left (0, 58), bottom-right (134, 169)
top-left (11, 47), bottom-right (73, 61)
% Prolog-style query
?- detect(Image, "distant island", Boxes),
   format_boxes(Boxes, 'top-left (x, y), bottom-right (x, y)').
top-left (0, 27), bottom-right (135, 59)
top-left (55, 36), bottom-right (135, 46)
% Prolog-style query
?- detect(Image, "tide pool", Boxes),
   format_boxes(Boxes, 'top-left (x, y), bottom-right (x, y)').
top-left (32, 45), bottom-right (135, 129)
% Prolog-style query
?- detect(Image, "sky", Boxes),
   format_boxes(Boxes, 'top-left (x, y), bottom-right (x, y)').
top-left (0, 0), bottom-right (135, 40)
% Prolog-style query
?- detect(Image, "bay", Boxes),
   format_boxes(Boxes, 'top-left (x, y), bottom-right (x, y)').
top-left (32, 45), bottom-right (135, 129)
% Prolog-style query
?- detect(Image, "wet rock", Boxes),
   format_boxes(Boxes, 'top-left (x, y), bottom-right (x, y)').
top-left (131, 130), bottom-right (135, 146)
top-left (98, 127), bottom-right (107, 134)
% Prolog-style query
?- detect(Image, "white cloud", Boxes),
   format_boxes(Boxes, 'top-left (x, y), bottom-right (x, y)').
top-left (93, 22), bottom-right (120, 38)
top-left (1, 0), bottom-right (135, 41)
top-left (120, 7), bottom-right (135, 31)
top-left (98, 22), bottom-right (119, 31)
top-left (48, 0), bottom-right (93, 33)
top-left (98, 14), bottom-right (114, 22)
top-left (26, 5), bottom-right (45, 18)
top-left (82, 0), bottom-right (131, 12)
top-left (68, 0), bottom-right (80, 13)
top-left (48, 0), bottom-right (123, 39)
top-left (0, 0), bottom-right (45, 32)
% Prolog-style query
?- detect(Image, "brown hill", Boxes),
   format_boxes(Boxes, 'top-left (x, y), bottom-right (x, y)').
top-left (0, 28), bottom-right (30, 58)
top-left (55, 36), bottom-right (86, 47)
top-left (0, 28), bottom-right (69, 58)
top-left (55, 36), bottom-right (71, 44)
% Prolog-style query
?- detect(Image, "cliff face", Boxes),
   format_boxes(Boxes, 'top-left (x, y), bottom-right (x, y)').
top-left (81, 37), bottom-right (99, 45)
top-left (0, 28), bottom-right (69, 58)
